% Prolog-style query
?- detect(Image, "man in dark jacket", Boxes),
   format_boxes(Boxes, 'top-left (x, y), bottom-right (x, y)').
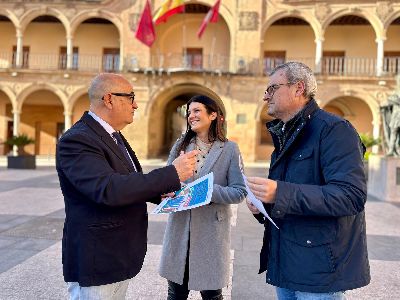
top-left (56, 73), bottom-right (198, 299)
top-left (246, 62), bottom-right (370, 299)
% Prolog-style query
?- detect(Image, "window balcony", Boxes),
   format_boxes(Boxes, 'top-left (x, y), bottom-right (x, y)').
top-left (0, 52), bottom-right (120, 73)
top-left (1, 51), bottom-right (398, 78)
top-left (138, 53), bottom-right (230, 74)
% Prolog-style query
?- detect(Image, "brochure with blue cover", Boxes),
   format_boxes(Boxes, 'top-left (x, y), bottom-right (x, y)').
top-left (151, 172), bottom-right (214, 214)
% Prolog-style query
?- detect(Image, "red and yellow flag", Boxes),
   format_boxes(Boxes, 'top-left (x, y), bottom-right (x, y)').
top-left (153, 0), bottom-right (185, 25)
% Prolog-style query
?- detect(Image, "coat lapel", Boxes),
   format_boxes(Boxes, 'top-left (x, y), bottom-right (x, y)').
top-left (120, 132), bottom-right (142, 173)
top-left (198, 140), bottom-right (224, 177)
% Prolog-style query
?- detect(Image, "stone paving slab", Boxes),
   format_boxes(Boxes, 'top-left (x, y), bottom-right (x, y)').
top-left (0, 167), bottom-right (399, 300)
top-left (0, 187), bottom-right (64, 216)
top-left (0, 242), bottom-right (232, 300)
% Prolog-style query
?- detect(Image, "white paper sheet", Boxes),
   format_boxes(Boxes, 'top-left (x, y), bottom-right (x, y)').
top-left (243, 175), bottom-right (279, 229)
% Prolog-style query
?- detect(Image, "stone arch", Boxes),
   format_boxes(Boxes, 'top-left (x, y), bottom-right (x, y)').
top-left (19, 7), bottom-right (70, 35)
top-left (153, 0), bottom-right (234, 40)
top-left (147, 82), bottom-right (229, 157)
top-left (69, 87), bottom-right (90, 114)
top-left (0, 8), bottom-right (19, 29)
top-left (70, 10), bottom-right (122, 38)
top-left (0, 84), bottom-right (17, 111)
top-left (16, 83), bottom-right (68, 112)
top-left (322, 9), bottom-right (383, 40)
top-left (320, 89), bottom-right (380, 125)
top-left (261, 11), bottom-right (321, 41)
top-left (147, 79), bottom-right (233, 118)
top-left (384, 11), bottom-right (400, 31)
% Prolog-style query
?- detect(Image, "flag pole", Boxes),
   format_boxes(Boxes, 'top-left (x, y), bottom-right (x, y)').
top-left (182, 3), bottom-right (187, 68)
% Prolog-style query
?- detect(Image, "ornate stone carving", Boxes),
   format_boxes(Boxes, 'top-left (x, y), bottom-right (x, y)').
top-left (381, 75), bottom-right (400, 156)
top-left (12, 83), bottom-right (30, 95)
top-left (64, 8), bottom-right (77, 20)
top-left (239, 12), bottom-right (259, 31)
top-left (314, 3), bottom-right (331, 23)
top-left (376, 1), bottom-right (393, 23)
top-left (129, 13), bottom-right (140, 32)
top-left (13, 4), bottom-right (25, 17)
top-left (63, 84), bottom-right (85, 97)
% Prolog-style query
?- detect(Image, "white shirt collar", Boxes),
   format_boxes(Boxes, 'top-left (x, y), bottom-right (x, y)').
top-left (88, 110), bottom-right (116, 136)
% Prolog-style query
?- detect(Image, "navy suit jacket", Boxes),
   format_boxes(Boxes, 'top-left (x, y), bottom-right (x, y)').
top-left (56, 112), bottom-right (181, 286)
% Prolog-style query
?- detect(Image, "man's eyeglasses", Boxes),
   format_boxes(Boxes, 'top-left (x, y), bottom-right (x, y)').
top-left (265, 83), bottom-right (292, 96)
top-left (109, 92), bottom-right (135, 104)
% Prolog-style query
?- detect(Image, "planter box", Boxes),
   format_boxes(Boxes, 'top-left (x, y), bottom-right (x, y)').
top-left (7, 155), bottom-right (36, 169)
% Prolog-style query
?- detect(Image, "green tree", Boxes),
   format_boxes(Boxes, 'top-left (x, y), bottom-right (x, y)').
top-left (5, 134), bottom-right (35, 155)
top-left (359, 133), bottom-right (380, 161)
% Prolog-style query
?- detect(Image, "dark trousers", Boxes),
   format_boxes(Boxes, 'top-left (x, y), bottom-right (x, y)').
top-left (167, 280), bottom-right (223, 300)
top-left (167, 253), bottom-right (223, 300)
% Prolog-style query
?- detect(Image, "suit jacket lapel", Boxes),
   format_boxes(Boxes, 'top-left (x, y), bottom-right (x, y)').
top-left (82, 112), bottom-right (137, 172)
top-left (198, 140), bottom-right (224, 177)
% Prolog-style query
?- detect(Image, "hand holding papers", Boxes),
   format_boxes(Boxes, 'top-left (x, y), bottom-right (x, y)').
top-left (243, 175), bottom-right (279, 229)
top-left (152, 173), bottom-right (214, 214)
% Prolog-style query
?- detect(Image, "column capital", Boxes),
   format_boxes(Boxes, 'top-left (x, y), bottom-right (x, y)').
top-left (375, 37), bottom-right (387, 43)
top-left (11, 110), bottom-right (21, 115)
top-left (314, 37), bottom-right (325, 43)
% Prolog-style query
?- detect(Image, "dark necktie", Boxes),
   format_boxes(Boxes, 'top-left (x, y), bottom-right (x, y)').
top-left (112, 132), bottom-right (136, 170)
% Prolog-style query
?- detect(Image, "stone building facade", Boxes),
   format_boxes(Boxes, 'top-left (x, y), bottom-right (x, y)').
top-left (0, 0), bottom-right (399, 162)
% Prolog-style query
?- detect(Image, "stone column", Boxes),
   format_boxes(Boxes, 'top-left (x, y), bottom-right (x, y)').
top-left (376, 37), bottom-right (385, 76)
top-left (119, 40), bottom-right (124, 72)
top-left (15, 30), bottom-right (23, 68)
top-left (12, 110), bottom-right (20, 155)
top-left (372, 118), bottom-right (381, 154)
top-left (315, 37), bottom-right (324, 74)
top-left (64, 111), bottom-right (72, 132)
top-left (66, 36), bottom-right (73, 70)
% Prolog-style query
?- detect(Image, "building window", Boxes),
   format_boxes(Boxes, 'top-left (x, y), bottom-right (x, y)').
top-left (12, 46), bottom-right (30, 68)
top-left (384, 51), bottom-right (400, 75)
top-left (59, 47), bottom-right (79, 70)
top-left (184, 48), bottom-right (203, 69)
top-left (264, 51), bottom-right (286, 75)
top-left (103, 48), bottom-right (120, 72)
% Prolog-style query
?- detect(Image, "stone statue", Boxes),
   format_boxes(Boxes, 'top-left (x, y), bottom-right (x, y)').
top-left (381, 74), bottom-right (400, 157)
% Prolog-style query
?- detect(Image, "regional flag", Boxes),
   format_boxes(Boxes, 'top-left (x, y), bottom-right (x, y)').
top-left (153, 0), bottom-right (185, 25)
top-left (135, 0), bottom-right (156, 47)
top-left (197, 0), bottom-right (221, 38)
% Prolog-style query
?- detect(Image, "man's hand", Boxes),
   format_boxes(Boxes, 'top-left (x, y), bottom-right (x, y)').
top-left (161, 192), bottom-right (175, 199)
top-left (247, 177), bottom-right (277, 203)
top-left (246, 198), bottom-right (260, 214)
top-left (172, 150), bottom-right (199, 182)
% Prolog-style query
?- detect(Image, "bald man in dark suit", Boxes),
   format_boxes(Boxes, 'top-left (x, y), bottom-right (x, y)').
top-left (56, 73), bottom-right (198, 300)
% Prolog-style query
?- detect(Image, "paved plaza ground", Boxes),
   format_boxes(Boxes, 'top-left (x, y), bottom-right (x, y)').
top-left (0, 164), bottom-right (399, 299)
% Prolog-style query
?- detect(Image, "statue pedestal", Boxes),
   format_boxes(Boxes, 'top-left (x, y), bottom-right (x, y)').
top-left (368, 155), bottom-right (400, 201)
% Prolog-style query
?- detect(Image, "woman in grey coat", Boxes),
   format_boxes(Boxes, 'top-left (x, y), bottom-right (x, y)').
top-left (159, 95), bottom-right (247, 300)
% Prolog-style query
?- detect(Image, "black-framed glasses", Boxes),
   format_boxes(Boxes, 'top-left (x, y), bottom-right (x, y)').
top-left (265, 83), bottom-right (292, 96)
top-left (110, 92), bottom-right (135, 104)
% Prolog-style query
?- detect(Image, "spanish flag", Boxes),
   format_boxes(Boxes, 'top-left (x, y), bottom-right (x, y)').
top-left (153, 0), bottom-right (185, 25)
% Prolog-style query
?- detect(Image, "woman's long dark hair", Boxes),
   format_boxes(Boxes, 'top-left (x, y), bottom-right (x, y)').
top-left (176, 95), bottom-right (227, 156)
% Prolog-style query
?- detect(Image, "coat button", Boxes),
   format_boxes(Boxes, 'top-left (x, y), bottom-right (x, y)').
top-left (306, 240), bottom-right (312, 245)
top-left (276, 210), bottom-right (281, 214)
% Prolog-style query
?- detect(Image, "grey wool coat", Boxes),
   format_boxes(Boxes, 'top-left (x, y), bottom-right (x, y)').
top-left (159, 138), bottom-right (247, 291)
